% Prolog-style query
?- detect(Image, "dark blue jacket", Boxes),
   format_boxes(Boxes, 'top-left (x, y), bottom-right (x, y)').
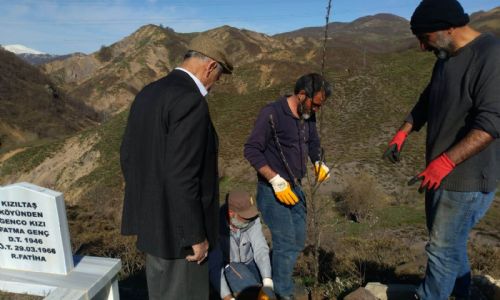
top-left (244, 96), bottom-right (322, 184)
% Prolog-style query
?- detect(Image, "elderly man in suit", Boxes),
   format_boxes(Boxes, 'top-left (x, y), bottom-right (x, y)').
top-left (120, 35), bottom-right (233, 300)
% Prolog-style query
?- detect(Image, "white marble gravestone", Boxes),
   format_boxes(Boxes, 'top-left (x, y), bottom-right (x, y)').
top-left (0, 183), bottom-right (121, 299)
top-left (0, 182), bottom-right (73, 275)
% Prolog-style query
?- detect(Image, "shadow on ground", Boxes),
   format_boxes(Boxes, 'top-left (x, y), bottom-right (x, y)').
top-left (119, 269), bottom-right (148, 300)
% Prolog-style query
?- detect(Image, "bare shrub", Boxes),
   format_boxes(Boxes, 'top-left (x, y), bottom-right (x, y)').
top-left (335, 172), bottom-right (385, 223)
top-left (97, 45), bottom-right (113, 62)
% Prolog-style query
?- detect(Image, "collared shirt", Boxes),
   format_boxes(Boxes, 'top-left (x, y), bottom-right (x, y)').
top-left (175, 67), bottom-right (208, 96)
top-left (244, 96), bottom-right (322, 183)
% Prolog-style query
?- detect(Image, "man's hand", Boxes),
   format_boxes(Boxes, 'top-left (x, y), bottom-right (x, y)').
top-left (383, 130), bottom-right (408, 163)
top-left (269, 174), bottom-right (298, 205)
top-left (263, 278), bottom-right (274, 290)
top-left (186, 239), bottom-right (209, 264)
top-left (222, 295), bottom-right (235, 300)
top-left (408, 153), bottom-right (456, 192)
top-left (314, 161), bottom-right (330, 183)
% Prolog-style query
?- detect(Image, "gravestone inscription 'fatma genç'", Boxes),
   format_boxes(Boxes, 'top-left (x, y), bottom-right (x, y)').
top-left (0, 182), bottom-right (74, 275)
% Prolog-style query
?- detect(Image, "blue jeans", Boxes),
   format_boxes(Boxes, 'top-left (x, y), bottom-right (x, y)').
top-left (224, 261), bottom-right (261, 294)
top-left (416, 189), bottom-right (495, 300)
top-left (256, 181), bottom-right (307, 297)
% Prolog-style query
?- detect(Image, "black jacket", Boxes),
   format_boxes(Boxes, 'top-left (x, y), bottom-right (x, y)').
top-left (120, 69), bottom-right (219, 258)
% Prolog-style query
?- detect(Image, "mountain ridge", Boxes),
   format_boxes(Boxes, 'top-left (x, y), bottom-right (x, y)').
top-left (40, 12), bottom-right (419, 118)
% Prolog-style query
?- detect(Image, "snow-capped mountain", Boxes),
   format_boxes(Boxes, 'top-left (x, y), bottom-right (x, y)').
top-left (1, 44), bottom-right (71, 65)
top-left (2, 44), bottom-right (45, 55)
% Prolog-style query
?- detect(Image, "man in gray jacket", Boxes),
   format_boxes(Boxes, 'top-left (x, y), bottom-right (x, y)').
top-left (209, 191), bottom-right (274, 300)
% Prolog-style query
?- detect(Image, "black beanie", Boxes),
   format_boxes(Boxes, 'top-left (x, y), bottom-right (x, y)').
top-left (410, 0), bottom-right (470, 34)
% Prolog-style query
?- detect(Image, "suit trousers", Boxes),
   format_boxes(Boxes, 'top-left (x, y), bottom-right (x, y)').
top-left (146, 253), bottom-right (209, 300)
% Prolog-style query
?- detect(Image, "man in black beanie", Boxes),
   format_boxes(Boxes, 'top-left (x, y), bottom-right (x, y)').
top-left (382, 0), bottom-right (500, 299)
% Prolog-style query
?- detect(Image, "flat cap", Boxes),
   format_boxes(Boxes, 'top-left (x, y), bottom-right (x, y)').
top-left (188, 35), bottom-right (233, 74)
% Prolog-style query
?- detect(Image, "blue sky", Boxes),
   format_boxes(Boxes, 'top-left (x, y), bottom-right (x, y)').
top-left (0, 0), bottom-right (498, 55)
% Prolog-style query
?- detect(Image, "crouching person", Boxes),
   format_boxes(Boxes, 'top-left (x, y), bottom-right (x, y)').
top-left (209, 190), bottom-right (274, 299)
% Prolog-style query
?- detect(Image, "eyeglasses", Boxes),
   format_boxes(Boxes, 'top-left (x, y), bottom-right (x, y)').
top-left (311, 99), bottom-right (324, 109)
top-left (309, 94), bottom-right (326, 109)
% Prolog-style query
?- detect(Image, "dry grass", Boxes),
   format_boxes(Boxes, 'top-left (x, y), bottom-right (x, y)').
top-left (469, 243), bottom-right (500, 278)
top-left (0, 292), bottom-right (42, 300)
top-left (67, 185), bottom-right (144, 278)
top-left (296, 234), bottom-right (421, 299)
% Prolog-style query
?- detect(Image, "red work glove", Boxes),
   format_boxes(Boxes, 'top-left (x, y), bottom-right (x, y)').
top-left (408, 153), bottom-right (456, 191)
top-left (382, 130), bottom-right (408, 163)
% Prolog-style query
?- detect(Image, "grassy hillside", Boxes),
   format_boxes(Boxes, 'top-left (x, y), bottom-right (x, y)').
top-left (0, 49), bottom-right (97, 149)
top-left (275, 13), bottom-right (415, 53)
top-left (471, 7), bottom-right (500, 36)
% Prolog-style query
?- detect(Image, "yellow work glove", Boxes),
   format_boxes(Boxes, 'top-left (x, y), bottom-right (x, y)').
top-left (314, 161), bottom-right (330, 183)
top-left (269, 174), bottom-right (299, 205)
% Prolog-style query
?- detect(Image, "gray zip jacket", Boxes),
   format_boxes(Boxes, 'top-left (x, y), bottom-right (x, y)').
top-left (208, 205), bottom-right (271, 298)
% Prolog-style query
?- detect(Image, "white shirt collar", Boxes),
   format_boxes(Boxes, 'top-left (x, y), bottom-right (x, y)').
top-left (175, 67), bottom-right (208, 96)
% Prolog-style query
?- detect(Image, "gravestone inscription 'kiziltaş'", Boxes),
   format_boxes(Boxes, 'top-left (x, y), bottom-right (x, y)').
top-left (0, 182), bottom-right (73, 275)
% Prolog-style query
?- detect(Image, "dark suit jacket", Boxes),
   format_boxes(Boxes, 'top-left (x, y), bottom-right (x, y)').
top-left (120, 69), bottom-right (219, 259)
